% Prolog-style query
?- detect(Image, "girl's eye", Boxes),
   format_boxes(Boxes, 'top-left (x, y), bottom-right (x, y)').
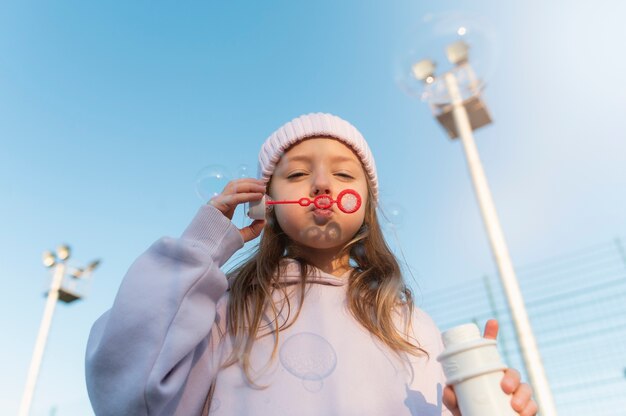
top-left (287, 172), bottom-right (306, 179)
top-left (336, 173), bottom-right (354, 179)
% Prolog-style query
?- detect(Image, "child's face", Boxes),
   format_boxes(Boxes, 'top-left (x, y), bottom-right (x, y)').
top-left (269, 137), bottom-right (369, 251)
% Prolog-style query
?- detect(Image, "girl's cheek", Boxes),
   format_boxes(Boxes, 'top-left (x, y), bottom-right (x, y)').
top-left (273, 206), bottom-right (284, 221)
top-left (274, 206), bottom-right (296, 224)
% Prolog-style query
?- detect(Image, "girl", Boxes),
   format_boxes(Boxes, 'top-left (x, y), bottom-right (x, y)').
top-left (86, 113), bottom-right (536, 415)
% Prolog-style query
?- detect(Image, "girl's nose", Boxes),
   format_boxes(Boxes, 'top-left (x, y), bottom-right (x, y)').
top-left (311, 172), bottom-right (332, 196)
top-left (313, 187), bottom-right (331, 196)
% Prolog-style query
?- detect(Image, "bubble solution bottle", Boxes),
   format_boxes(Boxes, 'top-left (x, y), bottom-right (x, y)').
top-left (437, 323), bottom-right (516, 416)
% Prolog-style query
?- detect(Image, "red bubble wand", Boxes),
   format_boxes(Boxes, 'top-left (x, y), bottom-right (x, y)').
top-left (248, 189), bottom-right (362, 219)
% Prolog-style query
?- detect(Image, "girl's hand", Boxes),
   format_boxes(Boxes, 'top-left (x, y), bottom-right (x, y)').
top-left (208, 178), bottom-right (267, 243)
top-left (442, 320), bottom-right (538, 416)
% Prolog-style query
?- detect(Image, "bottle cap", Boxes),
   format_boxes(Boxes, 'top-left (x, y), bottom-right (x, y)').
top-left (442, 323), bottom-right (481, 348)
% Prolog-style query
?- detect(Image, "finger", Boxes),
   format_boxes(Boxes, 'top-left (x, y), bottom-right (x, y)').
top-left (519, 399), bottom-right (538, 416)
top-left (510, 383), bottom-right (533, 413)
top-left (501, 368), bottom-right (521, 394)
top-left (208, 196), bottom-right (236, 218)
top-left (233, 177), bottom-right (265, 182)
top-left (239, 219), bottom-right (266, 242)
top-left (442, 386), bottom-right (461, 416)
top-left (224, 192), bottom-right (265, 205)
top-left (224, 178), bottom-right (266, 194)
top-left (483, 319), bottom-right (499, 339)
top-left (209, 192), bottom-right (265, 216)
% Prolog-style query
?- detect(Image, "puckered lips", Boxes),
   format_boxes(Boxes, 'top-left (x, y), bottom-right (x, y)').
top-left (312, 207), bottom-right (334, 223)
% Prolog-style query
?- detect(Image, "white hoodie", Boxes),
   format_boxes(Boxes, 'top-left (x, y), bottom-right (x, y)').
top-left (86, 204), bottom-right (452, 416)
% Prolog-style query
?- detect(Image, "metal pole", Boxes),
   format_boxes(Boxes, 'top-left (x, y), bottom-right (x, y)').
top-left (19, 262), bottom-right (66, 416)
top-left (443, 71), bottom-right (559, 416)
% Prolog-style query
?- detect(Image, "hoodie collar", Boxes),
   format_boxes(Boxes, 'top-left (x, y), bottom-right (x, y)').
top-left (276, 258), bottom-right (350, 286)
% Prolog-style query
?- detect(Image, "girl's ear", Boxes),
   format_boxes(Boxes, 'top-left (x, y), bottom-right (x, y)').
top-left (266, 215), bottom-right (275, 228)
top-left (266, 210), bottom-right (279, 230)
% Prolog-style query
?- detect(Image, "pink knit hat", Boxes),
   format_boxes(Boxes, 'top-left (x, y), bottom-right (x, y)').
top-left (258, 113), bottom-right (378, 202)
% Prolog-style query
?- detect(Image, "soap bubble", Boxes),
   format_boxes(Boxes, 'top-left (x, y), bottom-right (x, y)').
top-left (237, 163), bottom-right (251, 179)
top-left (379, 202), bottom-right (406, 230)
top-left (279, 332), bottom-right (337, 390)
top-left (195, 165), bottom-right (232, 202)
top-left (298, 222), bottom-right (342, 246)
top-left (394, 11), bottom-right (500, 102)
top-left (341, 193), bottom-right (358, 212)
top-left (302, 378), bottom-right (324, 393)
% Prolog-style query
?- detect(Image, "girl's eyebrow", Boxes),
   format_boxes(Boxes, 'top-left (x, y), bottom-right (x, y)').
top-left (286, 155), bottom-right (359, 165)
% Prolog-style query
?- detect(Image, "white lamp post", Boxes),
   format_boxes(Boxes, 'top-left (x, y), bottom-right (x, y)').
top-left (19, 245), bottom-right (100, 416)
top-left (412, 41), bottom-right (558, 416)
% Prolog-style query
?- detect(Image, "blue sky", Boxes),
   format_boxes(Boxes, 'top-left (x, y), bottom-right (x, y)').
top-left (2, 1), bottom-right (625, 414)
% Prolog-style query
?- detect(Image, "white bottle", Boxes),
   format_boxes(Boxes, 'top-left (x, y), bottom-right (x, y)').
top-left (437, 323), bottom-right (516, 416)
top-left (247, 195), bottom-right (269, 220)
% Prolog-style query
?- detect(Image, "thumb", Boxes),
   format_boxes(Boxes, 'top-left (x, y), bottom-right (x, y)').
top-left (239, 219), bottom-right (266, 243)
top-left (442, 385), bottom-right (461, 416)
top-left (483, 319), bottom-right (499, 340)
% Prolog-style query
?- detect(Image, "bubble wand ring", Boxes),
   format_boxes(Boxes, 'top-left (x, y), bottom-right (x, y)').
top-left (247, 189), bottom-right (362, 219)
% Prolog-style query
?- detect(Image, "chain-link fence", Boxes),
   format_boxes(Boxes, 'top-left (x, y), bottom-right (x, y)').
top-left (420, 239), bottom-right (626, 415)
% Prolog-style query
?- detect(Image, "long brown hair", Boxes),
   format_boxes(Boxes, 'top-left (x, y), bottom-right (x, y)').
top-left (222, 176), bottom-right (427, 386)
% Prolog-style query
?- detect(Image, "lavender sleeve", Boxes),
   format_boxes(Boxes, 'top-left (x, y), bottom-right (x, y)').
top-left (85, 204), bottom-right (244, 416)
